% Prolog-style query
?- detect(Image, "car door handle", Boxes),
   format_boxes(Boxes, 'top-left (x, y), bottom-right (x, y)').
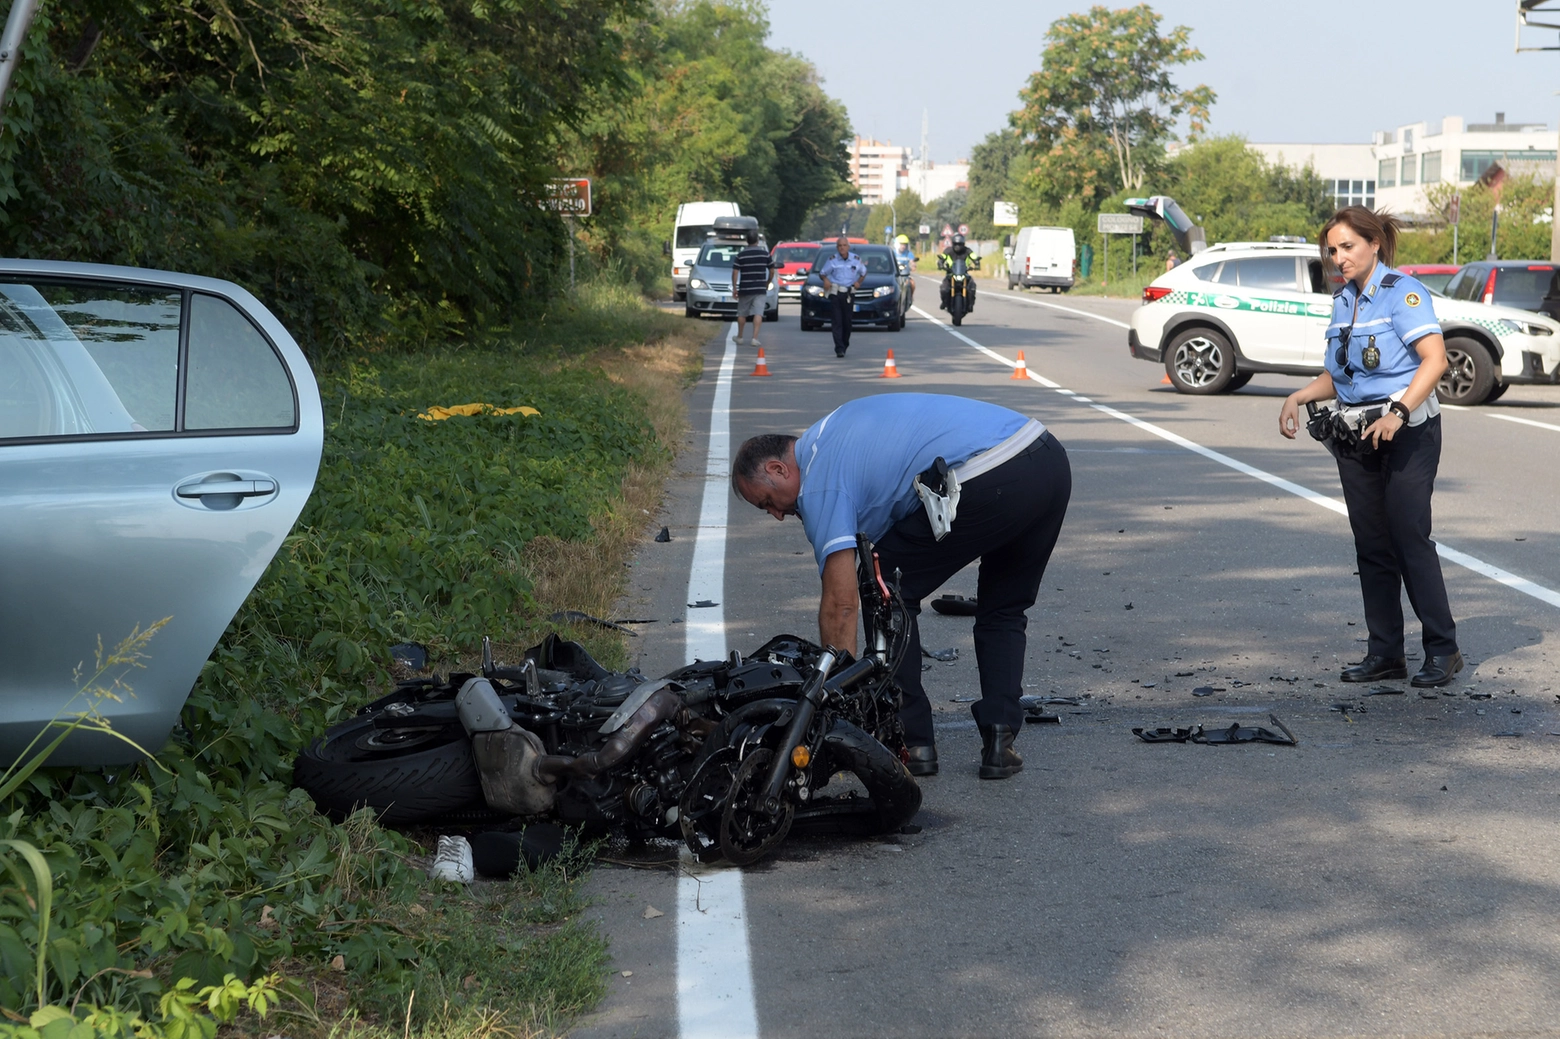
top-left (176, 479), bottom-right (277, 499)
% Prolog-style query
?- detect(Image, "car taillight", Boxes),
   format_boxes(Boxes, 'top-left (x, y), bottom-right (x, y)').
top-left (1482, 268), bottom-right (1498, 305)
top-left (1143, 286), bottom-right (1172, 303)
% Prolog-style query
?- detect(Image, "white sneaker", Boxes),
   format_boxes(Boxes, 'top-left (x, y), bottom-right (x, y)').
top-left (430, 835), bottom-right (474, 883)
top-left (749, 338), bottom-right (761, 347)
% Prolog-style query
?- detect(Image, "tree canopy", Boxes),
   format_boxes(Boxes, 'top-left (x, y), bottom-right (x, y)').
top-left (0, 0), bottom-right (854, 351)
top-left (1012, 4), bottom-right (1213, 206)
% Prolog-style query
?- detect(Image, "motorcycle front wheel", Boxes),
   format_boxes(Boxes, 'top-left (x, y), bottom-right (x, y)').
top-left (293, 713), bottom-right (488, 825)
top-left (951, 294), bottom-right (967, 326)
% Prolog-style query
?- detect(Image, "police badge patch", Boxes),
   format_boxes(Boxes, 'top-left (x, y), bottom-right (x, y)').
top-left (1405, 292), bottom-right (1421, 307)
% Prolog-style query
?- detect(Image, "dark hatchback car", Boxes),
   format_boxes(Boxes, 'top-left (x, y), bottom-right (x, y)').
top-left (1444, 260), bottom-right (1555, 313)
top-left (798, 245), bottom-right (914, 332)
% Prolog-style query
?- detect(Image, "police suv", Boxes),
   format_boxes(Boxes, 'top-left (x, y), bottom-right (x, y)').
top-left (1128, 241), bottom-right (1560, 405)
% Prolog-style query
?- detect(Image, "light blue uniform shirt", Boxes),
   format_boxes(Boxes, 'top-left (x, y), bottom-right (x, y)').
top-left (895, 247), bottom-right (916, 269)
top-left (1325, 266), bottom-right (1441, 405)
top-left (794, 394), bottom-right (1038, 573)
top-left (816, 251), bottom-right (867, 291)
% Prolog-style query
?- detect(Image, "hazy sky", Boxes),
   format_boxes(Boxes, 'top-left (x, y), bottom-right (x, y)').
top-left (766, 1), bottom-right (1560, 164)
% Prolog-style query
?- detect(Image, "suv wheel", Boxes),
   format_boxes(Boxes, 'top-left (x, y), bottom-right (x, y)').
top-left (1439, 336), bottom-right (1495, 406)
top-left (1165, 328), bottom-right (1235, 394)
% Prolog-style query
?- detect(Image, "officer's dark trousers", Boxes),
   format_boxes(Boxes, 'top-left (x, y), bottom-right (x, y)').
top-left (829, 291), bottom-right (853, 354)
top-left (874, 432), bottom-right (1071, 744)
top-left (1333, 415), bottom-right (1458, 658)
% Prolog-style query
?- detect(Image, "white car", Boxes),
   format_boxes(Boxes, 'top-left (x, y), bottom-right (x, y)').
top-left (1127, 242), bottom-right (1560, 405)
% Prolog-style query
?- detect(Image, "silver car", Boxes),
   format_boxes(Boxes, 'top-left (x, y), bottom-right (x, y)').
top-left (0, 260), bottom-right (323, 764)
top-left (683, 239), bottom-right (779, 322)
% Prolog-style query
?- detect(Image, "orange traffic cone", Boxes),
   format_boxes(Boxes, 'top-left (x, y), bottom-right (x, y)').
top-left (750, 346), bottom-right (771, 377)
top-left (1011, 351), bottom-right (1029, 380)
top-left (880, 349), bottom-right (902, 378)
top-left (1160, 373), bottom-right (1172, 385)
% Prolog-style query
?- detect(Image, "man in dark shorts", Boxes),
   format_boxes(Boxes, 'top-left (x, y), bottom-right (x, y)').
top-left (733, 229), bottom-right (773, 346)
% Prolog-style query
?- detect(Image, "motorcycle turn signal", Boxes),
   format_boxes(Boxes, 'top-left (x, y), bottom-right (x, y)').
top-left (791, 744), bottom-right (812, 768)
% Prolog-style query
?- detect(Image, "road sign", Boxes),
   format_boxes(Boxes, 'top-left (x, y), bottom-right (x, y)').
top-left (941, 223), bottom-right (953, 237)
top-left (919, 224), bottom-right (931, 236)
top-left (541, 178), bottom-right (592, 217)
top-left (957, 223), bottom-right (970, 236)
top-left (1097, 213), bottom-right (1144, 234)
top-left (1448, 193), bottom-right (1461, 224)
top-left (993, 201), bottom-right (1019, 227)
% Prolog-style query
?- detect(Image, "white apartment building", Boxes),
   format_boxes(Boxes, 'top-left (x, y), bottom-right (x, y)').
top-left (906, 159), bottom-right (970, 204)
top-left (850, 137), bottom-right (911, 205)
top-left (1250, 114), bottom-right (1557, 220)
top-left (1370, 114), bottom-right (1555, 216)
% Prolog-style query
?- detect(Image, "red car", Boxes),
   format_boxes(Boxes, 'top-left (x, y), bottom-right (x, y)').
top-left (770, 241), bottom-right (821, 304)
top-left (1397, 263), bottom-right (1460, 296)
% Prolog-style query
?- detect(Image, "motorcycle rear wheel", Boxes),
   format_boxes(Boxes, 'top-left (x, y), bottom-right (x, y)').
top-left (293, 714), bottom-right (487, 825)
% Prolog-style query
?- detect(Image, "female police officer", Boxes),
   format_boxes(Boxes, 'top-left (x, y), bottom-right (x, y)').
top-left (1278, 207), bottom-right (1463, 687)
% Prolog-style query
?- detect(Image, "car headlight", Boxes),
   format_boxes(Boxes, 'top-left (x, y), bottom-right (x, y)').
top-left (1515, 320), bottom-right (1554, 336)
top-left (689, 278), bottom-right (706, 290)
top-left (873, 285), bottom-right (895, 298)
top-left (805, 285), bottom-right (824, 296)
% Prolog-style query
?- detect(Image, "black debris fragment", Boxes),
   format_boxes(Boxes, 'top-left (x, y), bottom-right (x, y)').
top-left (930, 594), bottom-right (978, 616)
top-left (1021, 694), bottom-right (1084, 709)
top-left (1364, 686), bottom-right (1404, 696)
top-left (551, 610), bottom-right (640, 636)
top-left (654, 526), bottom-right (671, 542)
top-left (686, 600), bottom-right (719, 609)
top-left (1493, 730), bottom-right (1523, 738)
top-left (1133, 714), bottom-right (1296, 746)
top-left (389, 642), bottom-right (428, 670)
top-left (1467, 690), bottom-right (1493, 700)
top-left (922, 646), bottom-right (959, 662)
top-left (1192, 686), bottom-right (1226, 697)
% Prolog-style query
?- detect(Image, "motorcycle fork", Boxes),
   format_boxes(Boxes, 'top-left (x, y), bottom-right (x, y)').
top-left (760, 649), bottom-right (834, 812)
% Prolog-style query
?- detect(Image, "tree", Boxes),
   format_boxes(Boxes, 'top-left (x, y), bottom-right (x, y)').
top-left (1165, 136), bottom-right (1334, 245)
top-left (1013, 4), bottom-right (1213, 206)
top-left (963, 129), bottom-right (1024, 239)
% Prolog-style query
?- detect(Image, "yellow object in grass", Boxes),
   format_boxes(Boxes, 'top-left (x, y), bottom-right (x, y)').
top-left (418, 403), bottom-right (540, 421)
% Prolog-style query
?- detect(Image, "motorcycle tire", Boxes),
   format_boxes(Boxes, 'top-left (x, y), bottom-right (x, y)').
top-left (797, 717), bottom-right (921, 837)
top-left (951, 295), bottom-right (966, 326)
top-left (293, 714), bottom-right (487, 826)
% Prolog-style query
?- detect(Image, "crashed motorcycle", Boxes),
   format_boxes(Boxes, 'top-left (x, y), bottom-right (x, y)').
top-left (938, 250), bottom-right (979, 326)
top-left (294, 535), bottom-right (921, 866)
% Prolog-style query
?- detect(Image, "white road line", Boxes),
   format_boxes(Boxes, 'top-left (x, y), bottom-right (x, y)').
top-left (678, 325), bottom-right (759, 1039)
top-left (909, 305), bottom-right (1560, 611)
top-left (1488, 412), bottom-right (1560, 433)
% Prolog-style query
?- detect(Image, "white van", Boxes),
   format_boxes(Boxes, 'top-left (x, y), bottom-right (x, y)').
top-left (1006, 225), bottom-right (1076, 292)
top-left (670, 201), bottom-right (741, 300)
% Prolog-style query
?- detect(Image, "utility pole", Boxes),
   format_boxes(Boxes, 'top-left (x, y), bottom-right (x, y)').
top-left (1515, 0), bottom-right (1560, 260)
top-left (0, 0), bottom-right (40, 118)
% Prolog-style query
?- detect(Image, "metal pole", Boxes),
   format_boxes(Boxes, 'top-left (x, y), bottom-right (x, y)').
top-left (1453, 219), bottom-right (1459, 266)
top-left (567, 215), bottom-right (576, 293)
top-left (1132, 232), bottom-right (1137, 277)
top-left (0, 0), bottom-right (40, 118)
top-left (1103, 234), bottom-right (1109, 289)
top-left (1488, 204), bottom-right (1500, 261)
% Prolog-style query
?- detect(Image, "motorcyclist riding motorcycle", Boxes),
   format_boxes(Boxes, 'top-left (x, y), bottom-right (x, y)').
top-left (937, 234), bottom-right (980, 321)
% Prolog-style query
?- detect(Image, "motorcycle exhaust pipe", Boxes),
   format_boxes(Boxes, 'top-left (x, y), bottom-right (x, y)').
top-left (537, 686), bottom-right (682, 781)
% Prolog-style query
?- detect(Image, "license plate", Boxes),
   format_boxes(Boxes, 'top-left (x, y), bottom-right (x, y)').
top-left (854, 305), bottom-right (871, 312)
top-left (720, 295), bottom-right (732, 303)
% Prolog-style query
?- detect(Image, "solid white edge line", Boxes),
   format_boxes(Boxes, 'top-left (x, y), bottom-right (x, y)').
top-left (677, 325), bottom-right (759, 1039)
top-left (1487, 412), bottom-right (1560, 433)
top-left (911, 304), bottom-right (1560, 611)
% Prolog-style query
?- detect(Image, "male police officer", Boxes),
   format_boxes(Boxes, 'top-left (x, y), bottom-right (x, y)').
top-left (816, 236), bottom-right (867, 357)
top-left (732, 394), bottom-right (1071, 779)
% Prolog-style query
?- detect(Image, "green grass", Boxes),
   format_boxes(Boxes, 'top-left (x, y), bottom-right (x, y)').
top-left (0, 278), bottom-right (696, 1038)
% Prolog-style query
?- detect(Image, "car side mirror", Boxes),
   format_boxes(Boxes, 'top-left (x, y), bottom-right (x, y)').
top-left (662, 241), bottom-right (671, 257)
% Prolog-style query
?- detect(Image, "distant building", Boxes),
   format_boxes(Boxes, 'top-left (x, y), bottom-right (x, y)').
top-left (850, 137), bottom-right (911, 205)
top-left (906, 159), bottom-right (970, 204)
top-left (1249, 114), bottom-right (1557, 221)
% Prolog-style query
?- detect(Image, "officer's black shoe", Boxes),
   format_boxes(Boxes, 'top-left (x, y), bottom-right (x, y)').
top-left (978, 725), bottom-right (1022, 780)
top-left (1411, 651), bottom-right (1464, 688)
top-left (904, 744), bottom-right (938, 777)
top-left (1340, 655), bottom-right (1408, 682)
top-left (835, 349), bottom-right (846, 358)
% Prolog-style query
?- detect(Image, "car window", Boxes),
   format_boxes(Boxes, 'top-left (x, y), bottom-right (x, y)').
top-left (860, 251), bottom-right (897, 274)
top-left (771, 247), bottom-right (816, 265)
top-left (1449, 267), bottom-right (1484, 301)
top-left (0, 282), bottom-right (179, 439)
top-left (1414, 272), bottom-right (1454, 295)
top-left (1230, 256), bottom-right (1299, 290)
top-left (1306, 260), bottom-right (1333, 294)
top-left (676, 225), bottom-right (713, 249)
top-left (185, 294), bottom-right (296, 430)
top-left (1492, 267), bottom-right (1553, 311)
top-left (696, 243), bottom-right (742, 267)
top-left (1190, 261), bottom-right (1222, 282)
